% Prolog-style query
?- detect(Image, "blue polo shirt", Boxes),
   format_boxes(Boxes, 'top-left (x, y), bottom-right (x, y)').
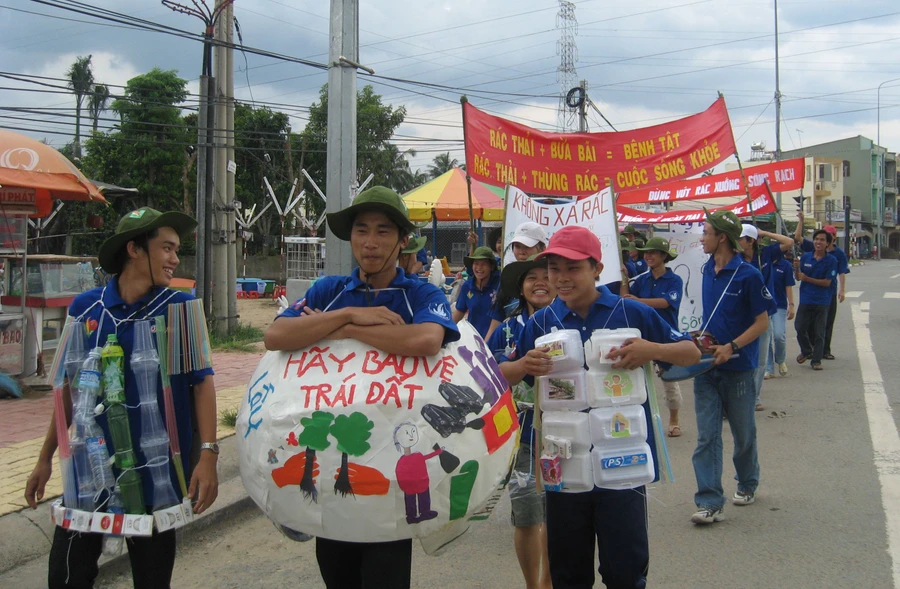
top-left (801, 240), bottom-right (849, 296)
top-left (279, 267), bottom-right (460, 345)
top-left (517, 287), bottom-right (692, 484)
top-left (771, 258), bottom-right (795, 310)
top-left (624, 260), bottom-right (637, 279)
top-left (416, 247), bottom-right (428, 266)
top-left (633, 258), bottom-right (648, 275)
top-left (68, 277), bottom-right (214, 508)
top-left (700, 255), bottom-right (775, 371)
top-left (630, 267), bottom-right (683, 329)
top-left (748, 242), bottom-right (784, 316)
top-left (455, 271), bottom-right (501, 338)
top-left (487, 310), bottom-right (535, 444)
top-left (797, 252), bottom-right (838, 306)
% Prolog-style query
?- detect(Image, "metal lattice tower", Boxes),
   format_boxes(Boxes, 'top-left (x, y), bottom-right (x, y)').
top-left (556, 0), bottom-right (578, 132)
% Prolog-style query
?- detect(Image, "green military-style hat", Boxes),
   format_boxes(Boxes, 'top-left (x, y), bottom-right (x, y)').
top-left (619, 235), bottom-right (636, 252)
top-left (326, 186), bottom-right (415, 241)
top-left (637, 236), bottom-right (678, 261)
top-left (499, 254), bottom-right (547, 299)
top-left (401, 233), bottom-right (427, 254)
top-left (464, 246), bottom-right (498, 268)
top-left (98, 207), bottom-right (197, 274)
top-left (704, 207), bottom-right (744, 252)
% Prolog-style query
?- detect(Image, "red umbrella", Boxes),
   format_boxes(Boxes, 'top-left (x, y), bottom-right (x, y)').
top-left (0, 130), bottom-right (107, 218)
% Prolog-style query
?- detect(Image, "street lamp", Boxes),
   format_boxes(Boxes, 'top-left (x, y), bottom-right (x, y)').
top-left (875, 77), bottom-right (900, 260)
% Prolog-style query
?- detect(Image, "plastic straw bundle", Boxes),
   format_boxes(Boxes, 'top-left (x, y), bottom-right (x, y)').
top-left (51, 319), bottom-right (80, 509)
top-left (644, 364), bottom-right (674, 484)
top-left (154, 315), bottom-right (188, 497)
top-left (167, 300), bottom-right (212, 375)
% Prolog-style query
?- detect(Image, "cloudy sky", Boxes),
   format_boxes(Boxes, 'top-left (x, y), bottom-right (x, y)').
top-left (2, 0), bottom-right (899, 176)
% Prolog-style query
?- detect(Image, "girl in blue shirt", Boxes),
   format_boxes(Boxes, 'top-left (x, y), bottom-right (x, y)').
top-left (453, 246), bottom-right (500, 339)
top-left (487, 255), bottom-right (556, 589)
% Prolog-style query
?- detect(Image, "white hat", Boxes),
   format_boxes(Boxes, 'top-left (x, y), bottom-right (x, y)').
top-left (509, 222), bottom-right (548, 248)
top-left (739, 224), bottom-right (759, 241)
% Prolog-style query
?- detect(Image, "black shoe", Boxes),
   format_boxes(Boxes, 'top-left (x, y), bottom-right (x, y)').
top-left (823, 354), bottom-right (835, 360)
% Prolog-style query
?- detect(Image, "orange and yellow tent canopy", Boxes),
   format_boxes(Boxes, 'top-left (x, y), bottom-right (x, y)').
top-left (402, 167), bottom-right (504, 222)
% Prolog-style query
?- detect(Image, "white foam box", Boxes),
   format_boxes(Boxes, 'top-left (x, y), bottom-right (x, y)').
top-left (585, 365), bottom-right (646, 408)
top-left (591, 442), bottom-right (655, 490)
top-left (541, 411), bottom-right (594, 493)
top-left (589, 405), bottom-right (648, 446)
top-left (538, 371), bottom-right (589, 412)
top-left (535, 329), bottom-right (585, 372)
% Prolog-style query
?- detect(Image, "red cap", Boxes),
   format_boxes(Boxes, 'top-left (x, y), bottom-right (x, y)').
top-left (823, 225), bottom-right (837, 235)
top-left (535, 226), bottom-right (602, 262)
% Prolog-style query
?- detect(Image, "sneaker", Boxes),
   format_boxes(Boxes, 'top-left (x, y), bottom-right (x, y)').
top-left (732, 490), bottom-right (756, 506)
top-left (778, 362), bottom-right (788, 376)
top-left (691, 507), bottom-right (725, 525)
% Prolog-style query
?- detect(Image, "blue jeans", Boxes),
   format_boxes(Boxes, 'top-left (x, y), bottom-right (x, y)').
top-left (753, 318), bottom-right (774, 405)
top-left (766, 308), bottom-right (788, 375)
top-left (692, 368), bottom-right (759, 510)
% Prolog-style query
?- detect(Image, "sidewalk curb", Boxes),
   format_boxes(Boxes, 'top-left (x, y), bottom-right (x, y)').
top-left (0, 434), bottom-right (254, 579)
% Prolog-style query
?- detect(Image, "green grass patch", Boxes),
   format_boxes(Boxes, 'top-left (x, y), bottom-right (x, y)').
top-left (219, 407), bottom-right (239, 428)
top-left (210, 323), bottom-right (264, 352)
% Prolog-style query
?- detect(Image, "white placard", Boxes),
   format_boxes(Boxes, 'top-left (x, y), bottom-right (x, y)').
top-left (502, 186), bottom-right (619, 285)
top-left (655, 223), bottom-right (707, 332)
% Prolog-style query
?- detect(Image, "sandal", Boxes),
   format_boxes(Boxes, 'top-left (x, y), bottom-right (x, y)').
top-left (812, 363), bottom-right (823, 371)
top-left (823, 354), bottom-right (835, 360)
top-left (755, 403), bottom-right (765, 411)
top-left (667, 425), bottom-right (682, 437)
top-left (796, 354), bottom-right (808, 364)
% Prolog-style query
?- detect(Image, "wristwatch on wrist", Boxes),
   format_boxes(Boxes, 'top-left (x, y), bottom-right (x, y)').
top-left (730, 341), bottom-right (740, 353)
top-left (200, 442), bottom-right (220, 455)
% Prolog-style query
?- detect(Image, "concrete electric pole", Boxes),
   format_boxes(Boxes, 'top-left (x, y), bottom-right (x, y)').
top-left (324, 0), bottom-right (362, 277)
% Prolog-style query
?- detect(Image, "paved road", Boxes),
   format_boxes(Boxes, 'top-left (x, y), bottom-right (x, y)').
top-left (8, 262), bottom-right (900, 588)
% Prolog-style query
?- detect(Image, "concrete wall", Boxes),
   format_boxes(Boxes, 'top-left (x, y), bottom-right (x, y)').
top-left (175, 255), bottom-right (282, 281)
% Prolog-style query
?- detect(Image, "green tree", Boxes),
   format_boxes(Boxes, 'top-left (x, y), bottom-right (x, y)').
top-left (67, 55), bottom-right (94, 158)
top-left (296, 411), bottom-right (335, 502)
top-left (329, 412), bottom-right (374, 497)
top-left (88, 83), bottom-right (111, 133)
top-left (427, 152), bottom-right (459, 179)
top-left (300, 84), bottom-right (406, 220)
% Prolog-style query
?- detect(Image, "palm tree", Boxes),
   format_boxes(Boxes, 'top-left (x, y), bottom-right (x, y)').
top-left (66, 55), bottom-right (94, 158)
top-left (88, 84), bottom-right (110, 133)
top-left (427, 152), bottom-right (459, 179)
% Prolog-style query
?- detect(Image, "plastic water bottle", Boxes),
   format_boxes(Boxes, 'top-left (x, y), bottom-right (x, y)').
top-left (70, 348), bottom-right (110, 509)
top-left (102, 488), bottom-right (125, 557)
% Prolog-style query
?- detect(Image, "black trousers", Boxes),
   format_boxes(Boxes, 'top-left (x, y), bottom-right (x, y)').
top-left (315, 537), bottom-right (412, 589)
top-left (546, 487), bottom-right (649, 589)
top-left (795, 303), bottom-right (829, 364)
top-left (48, 526), bottom-right (176, 589)
top-left (824, 293), bottom-right (838, 355)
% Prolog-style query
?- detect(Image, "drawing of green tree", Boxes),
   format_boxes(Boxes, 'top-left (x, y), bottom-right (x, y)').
top-left (296, 411), bottom-right (335, 502)
top-left (329, 412), bottom-right (374, 497)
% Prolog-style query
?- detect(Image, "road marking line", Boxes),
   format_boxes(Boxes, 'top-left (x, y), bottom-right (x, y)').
top-left (862, 302), bottom-right (870, 311)
top-left (851, 303), bottom-right (900, 589)
top-left (884, 293), bottom-right (900, 299)
top-left (845, 291), bottom-right (864, 298)
top-left (891, 273), bottom-right (900, 279)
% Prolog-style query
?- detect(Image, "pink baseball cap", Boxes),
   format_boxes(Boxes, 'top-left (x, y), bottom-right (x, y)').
top-left (823, 225), bottom-right (837, 235)
top-left (535, 226), bottom-right (602, 262)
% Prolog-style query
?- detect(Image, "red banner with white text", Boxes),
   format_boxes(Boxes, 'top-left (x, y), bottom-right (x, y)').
top-left (463, 97), bottom-right (736, 197)
top-left (616, 158), bottom-right (804, 205)
top-left (616, 191), bottom-right (777, 224)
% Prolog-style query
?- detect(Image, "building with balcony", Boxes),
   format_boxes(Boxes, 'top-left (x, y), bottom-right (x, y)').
top-left (783, 136), bottom-right (896, 258)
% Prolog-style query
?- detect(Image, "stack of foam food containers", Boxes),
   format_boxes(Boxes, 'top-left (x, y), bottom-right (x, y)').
top-left (584, 328), bottom-right (655, 490)
top-left (535, 329), bottom-right (593, 493)
top-left (536, 327), bottom-right (656, 494)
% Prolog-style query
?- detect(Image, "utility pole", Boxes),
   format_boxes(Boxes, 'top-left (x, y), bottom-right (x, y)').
top-left (162, 0), bottom-right (232, 325)
top-left (212, 0), bottom-right (235, 337)
top-left (773, 0), bottom-right (783, 234)
top-left (578, 80), bottom-right (588, 133)
top-left (324, 0), bottom-right (361, 277)
top-left (225, 1), bottom-right (237, 332)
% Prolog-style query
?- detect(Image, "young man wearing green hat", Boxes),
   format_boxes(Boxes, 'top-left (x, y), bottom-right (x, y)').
top-left (25, 207), bottom-right (219, 588)
top-left (691, 209), bottom-right (774, 526)
top-left (622, 236), bottom-right (685, 437)
top-left (452, 245), bottom-right (500, 339)
top-left (264, 186), bottom-right (459, 589)
top-left (398, 233), bottom-right (427, 277)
